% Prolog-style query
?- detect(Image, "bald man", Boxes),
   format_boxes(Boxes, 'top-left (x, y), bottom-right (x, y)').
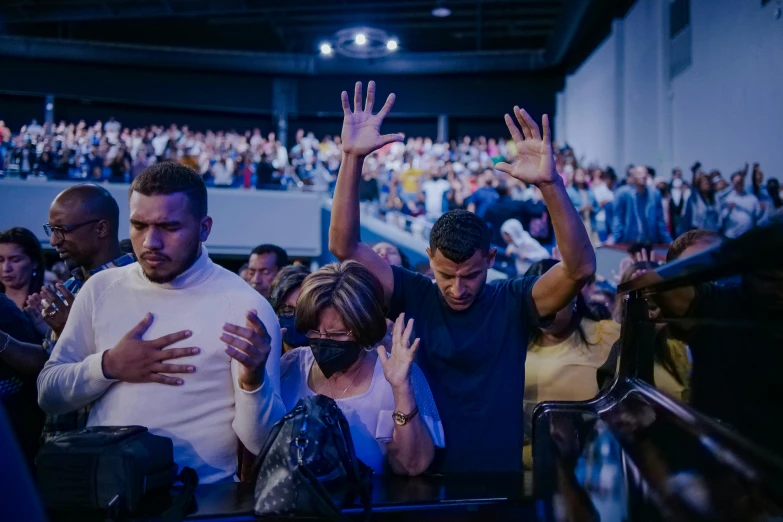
top-left (26, 184), bottom-right (137, 442)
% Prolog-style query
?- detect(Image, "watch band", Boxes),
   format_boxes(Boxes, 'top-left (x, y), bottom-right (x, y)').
top-left (393, 406), bottom-right (419, 425)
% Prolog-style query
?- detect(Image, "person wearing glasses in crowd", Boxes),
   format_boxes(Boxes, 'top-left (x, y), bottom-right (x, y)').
top-left (269, 264), bottom-right (312, 353)
top-left (30, 185), bottom-right (133, 339)
top-left (279, 261), bottom-right (444, 475)
top-left (34, 185), bottom-right (136, 442)
top-left (329, 81), bottom-right (595, 473)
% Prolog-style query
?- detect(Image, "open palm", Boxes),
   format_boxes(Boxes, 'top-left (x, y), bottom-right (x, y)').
top-left (496, 107), bottom-right (557, 186)
top-left (341, 81), bottom-right (404, 157)
top-left (377, 313), bottom-right (420, 391)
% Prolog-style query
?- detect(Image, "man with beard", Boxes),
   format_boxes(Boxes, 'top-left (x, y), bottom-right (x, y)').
top-left (38, 163), bottom-right (285, 483)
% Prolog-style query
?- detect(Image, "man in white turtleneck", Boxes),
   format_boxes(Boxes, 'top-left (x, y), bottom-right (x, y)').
top-left (38, 163), bottom-right (285, 484)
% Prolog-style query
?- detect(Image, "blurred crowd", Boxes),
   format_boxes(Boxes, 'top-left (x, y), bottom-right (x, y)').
top-left (2, 117), bottom-right (781, 258)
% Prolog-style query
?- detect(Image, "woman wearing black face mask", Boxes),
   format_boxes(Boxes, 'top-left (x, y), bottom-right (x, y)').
top-left (279, 261), bottom-right (444, 476)
top-left (269, 265), bottom-right (312, 353)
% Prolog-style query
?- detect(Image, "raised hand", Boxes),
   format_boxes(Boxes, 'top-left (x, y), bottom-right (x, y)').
top-left (39, 282), bottom-right (76, 336)
top-left (102, 313), bottom-right (199, 385)
top-left (221, 310), bottom-right (273, 391)
top-left (340, 81), bottom-right (404, 158)
top-left (377, 313), bottom-right (420, 391)
top-left (495, 107), bottom-right (557, 187)
top-left (24, 291), bottom-right (50, 337)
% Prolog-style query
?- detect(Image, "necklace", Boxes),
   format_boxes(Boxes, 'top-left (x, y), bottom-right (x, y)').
top-left (323, 354), bottom-right (367, 401)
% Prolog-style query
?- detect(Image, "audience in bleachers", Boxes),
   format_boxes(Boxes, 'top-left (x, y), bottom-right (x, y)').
top-left (2, 117), bottom-right (779, 252)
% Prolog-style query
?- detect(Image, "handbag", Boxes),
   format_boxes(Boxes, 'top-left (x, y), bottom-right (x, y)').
top-left (35, 425), bottom-right (198, 521)
top-left (253, 395), bottom-right (373, 521)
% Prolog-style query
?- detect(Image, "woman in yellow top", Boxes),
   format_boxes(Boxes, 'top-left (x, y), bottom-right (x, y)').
top-left (522, 259), bottom-right (621, 468)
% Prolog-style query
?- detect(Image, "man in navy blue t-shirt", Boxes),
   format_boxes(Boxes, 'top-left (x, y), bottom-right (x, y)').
top-left (329, 81), bottom-right (596, 473)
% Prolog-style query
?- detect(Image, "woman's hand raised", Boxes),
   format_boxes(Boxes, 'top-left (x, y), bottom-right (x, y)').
top-left (377, 313), bottom-right (420, 392)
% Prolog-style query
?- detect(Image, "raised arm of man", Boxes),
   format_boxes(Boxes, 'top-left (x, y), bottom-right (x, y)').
top-left (496, 108), bottom-right (596, 318)
top-left (329, 81), bottom-right (404, 304)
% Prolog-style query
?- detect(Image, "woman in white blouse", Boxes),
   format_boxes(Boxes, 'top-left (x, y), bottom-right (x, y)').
top-left (280, 261), bottom-right (444, 476)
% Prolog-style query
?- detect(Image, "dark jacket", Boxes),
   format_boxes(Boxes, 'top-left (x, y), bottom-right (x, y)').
top-left (611, 185), bottom-right (672, 244)
top-left (483, 196), bottom-right (545, 245)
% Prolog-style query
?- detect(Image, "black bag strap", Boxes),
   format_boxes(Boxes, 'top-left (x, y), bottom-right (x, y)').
top-left (156, 467), bottom-right (198, 522)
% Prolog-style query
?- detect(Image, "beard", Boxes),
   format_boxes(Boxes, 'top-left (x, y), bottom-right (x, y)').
top-left (141, 242), bottom-right (202, 284)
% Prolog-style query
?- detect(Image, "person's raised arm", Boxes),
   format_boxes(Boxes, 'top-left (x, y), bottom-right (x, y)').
top-left (329, 81), bottom-right (403, 304)
top-left (496, 108), bottom-right (595, 319)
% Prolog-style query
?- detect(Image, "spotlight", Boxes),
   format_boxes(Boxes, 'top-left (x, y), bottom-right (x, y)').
top-left (355, 33), bottom-right (367, 45)
top-left (431, 4), bottom-right (451, 17)
top-left (320, 43), bottom-right (333, 55)
top-left (386, 39), bottom-right (398, 51)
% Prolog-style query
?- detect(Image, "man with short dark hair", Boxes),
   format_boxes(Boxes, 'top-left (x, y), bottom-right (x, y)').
top-left (32, 184), bottom-right (129, 339)
top-left (483, 182), bottom-right (545, 245)
top-left (611, 166), bottom-right (672, 245)
top-left (329, 81), bottom-right (596, 472)
top-left (38, 163), bottom-right (284, 483)
top-left (247, 244), bottom-right (290, 298)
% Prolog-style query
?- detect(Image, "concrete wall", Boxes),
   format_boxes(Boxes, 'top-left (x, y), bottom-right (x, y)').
top-left (0, 179), bottom-right (322, 257)
top-left (557, 0), bottom-right (783, 177)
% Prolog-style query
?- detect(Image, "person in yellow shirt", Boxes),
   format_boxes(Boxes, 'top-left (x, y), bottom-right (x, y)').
top-left (522, 259), bottom-right (621, 468)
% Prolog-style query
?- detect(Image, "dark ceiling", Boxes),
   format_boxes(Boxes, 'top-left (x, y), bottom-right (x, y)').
top-left (1, 0), bottom-right (565, 54)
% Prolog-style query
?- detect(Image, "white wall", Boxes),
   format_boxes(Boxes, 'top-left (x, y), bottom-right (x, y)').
top-left (557, 0), bottom-right (783, 178)
top-left (558, 28), bottom-right (620, 168)
top-left (0, 179), bottom-right (323, 257)
top-left (672, 0), bottom-right (783, 175)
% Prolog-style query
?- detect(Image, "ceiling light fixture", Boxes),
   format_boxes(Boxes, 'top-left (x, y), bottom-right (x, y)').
top-left (319, 43), bottom-right (333, 55)
top-left (327, 28), bottom-right (398, 59)
top-left (431, 2), bottom-right (451, 17)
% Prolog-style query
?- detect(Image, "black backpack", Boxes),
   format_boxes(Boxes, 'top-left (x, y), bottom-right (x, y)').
top-left (253, 395), bottom-right (373, 521)
top-left (35, 425), bottom-right (197, 521)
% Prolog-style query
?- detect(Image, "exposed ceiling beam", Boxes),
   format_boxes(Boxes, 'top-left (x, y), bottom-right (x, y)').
top-left (0, 0), bottom-right (562, 24)
top-left (0, 35), bottom-right (547, 74)
top-left (206, 10), bottom-right (560, 25)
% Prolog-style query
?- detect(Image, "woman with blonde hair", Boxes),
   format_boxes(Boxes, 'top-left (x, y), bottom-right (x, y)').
top-left (280, 261), bottom-right (444, 475)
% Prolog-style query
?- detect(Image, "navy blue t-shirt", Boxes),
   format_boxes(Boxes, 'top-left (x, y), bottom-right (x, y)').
top-left (387, 265), bottom-right (543, 473)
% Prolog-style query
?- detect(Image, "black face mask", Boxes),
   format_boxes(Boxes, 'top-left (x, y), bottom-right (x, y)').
top-left (278, 315), bottom-right (310, 348)
top-left (309, 338), bottom-right (363, 379)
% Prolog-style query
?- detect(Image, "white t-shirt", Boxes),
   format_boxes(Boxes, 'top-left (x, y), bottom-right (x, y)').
top-left (421, 178), bottom-right (451, 217)
top-left (280, 348), bottom-right (445, 474)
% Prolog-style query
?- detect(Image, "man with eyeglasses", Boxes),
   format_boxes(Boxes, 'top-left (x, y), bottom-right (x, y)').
top-left (31, 184), bottom-right (136, 442)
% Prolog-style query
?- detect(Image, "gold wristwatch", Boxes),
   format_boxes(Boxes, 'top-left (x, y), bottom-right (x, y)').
top-left (392, 407), bottom-right (419, 426)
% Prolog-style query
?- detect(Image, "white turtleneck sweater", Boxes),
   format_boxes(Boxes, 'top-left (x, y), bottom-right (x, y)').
top-left (37, 247), bottom-right (285, 484)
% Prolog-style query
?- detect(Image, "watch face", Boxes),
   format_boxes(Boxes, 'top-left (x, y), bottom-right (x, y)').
top-left (392, 411), bottom-right (406, 426)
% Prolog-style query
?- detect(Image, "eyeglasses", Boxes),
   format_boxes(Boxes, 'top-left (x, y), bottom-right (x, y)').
top-left (306, 330), bottom-right (353, 341)
top-left (43, 220), bottom-right (100, 239)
